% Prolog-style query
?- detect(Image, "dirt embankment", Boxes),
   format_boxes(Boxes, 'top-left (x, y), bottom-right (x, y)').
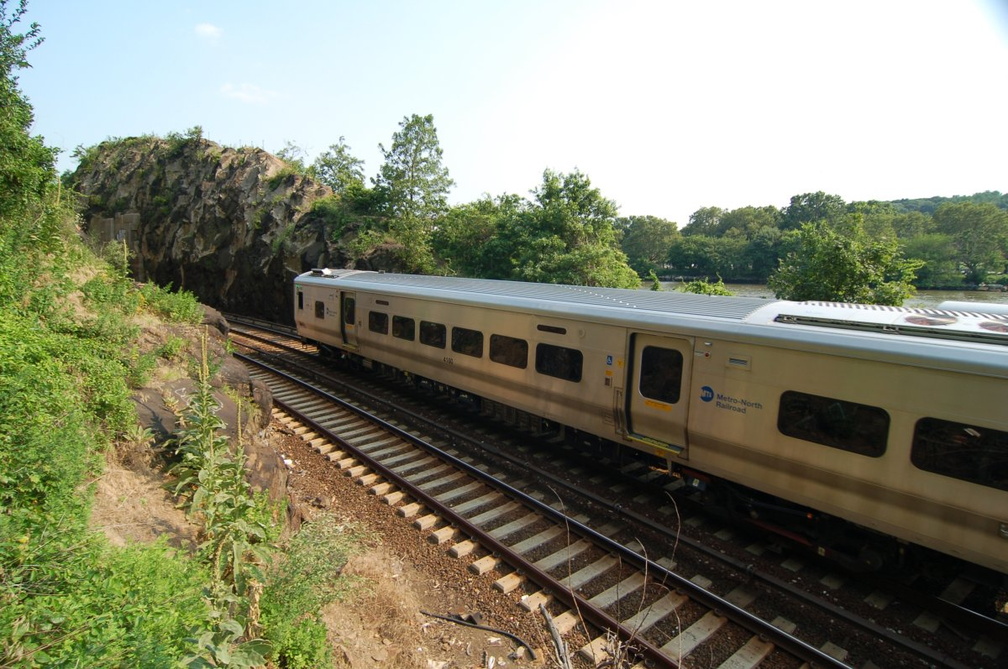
top-left (91, 314), bottom-right (560, 669)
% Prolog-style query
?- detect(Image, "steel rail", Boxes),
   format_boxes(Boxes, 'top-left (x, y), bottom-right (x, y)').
top-left (238, 351), bottom-right (852, 668)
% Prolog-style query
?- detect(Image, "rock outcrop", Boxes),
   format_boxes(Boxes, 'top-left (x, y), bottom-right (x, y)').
top-left (71, 135), bottom-right (346, 323)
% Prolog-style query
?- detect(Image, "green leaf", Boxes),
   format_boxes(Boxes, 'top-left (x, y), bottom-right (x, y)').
top-left (230, 639), bottom-right (271, 667)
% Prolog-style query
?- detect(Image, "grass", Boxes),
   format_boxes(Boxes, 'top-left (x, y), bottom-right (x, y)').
top-left (0, 226), bottom-right (356, 666)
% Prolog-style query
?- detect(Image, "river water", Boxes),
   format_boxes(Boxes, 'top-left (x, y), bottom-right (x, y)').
top-left (655, 283), bottom-right (1008, 310)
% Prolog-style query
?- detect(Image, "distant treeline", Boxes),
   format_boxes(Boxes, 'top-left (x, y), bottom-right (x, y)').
top-left (621, 190), bottom-right (1008, 288)
top-left (890, 191), bottom-right (1008, 216)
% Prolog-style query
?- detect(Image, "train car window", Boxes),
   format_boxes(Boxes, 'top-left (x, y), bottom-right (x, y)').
top-left (490, 334), bottom-right (528, 369)
top-left (342, 296), bottom-right (355, 325)
top-left (639, 346), bottom-right (683, 404)
top-left (451, 327), bottom-right (483, 357)
top-left (535, 343), bottom-right (583, 382)
top-left (777, 391), bottom-right (889, 457)
top-left (420, 321), bottom-right (446, 349)
top-left (392, 316), bottom-right (415, 341)
top-left (297, 291), bottom-right (303, 310)
top-left (911, 418), bottom-right (1008, 492)
top-left (369, 311), bottom-right (389, 335)
top-left (314, 301), bottom-right (325, 319)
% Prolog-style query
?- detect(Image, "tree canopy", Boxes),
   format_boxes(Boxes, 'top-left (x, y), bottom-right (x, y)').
top-left (1, 0), bottom-right (62, 307)
top-left (932, 202), bottom-right (1008, 285)
top-left (0, 0), bottom-right (54, 222)
top-left (373, 113), bottom-right (454, 221)
top-left (618, 215), bottom-right (679, 277)
top-left (311, 136), bottom-right (365, 196)
top-left (369, 113), bottom-right (455, 271)
top-left (768, 221), bottom-right (921, 305)
top-left (487, 169), bottom-right (639, 288)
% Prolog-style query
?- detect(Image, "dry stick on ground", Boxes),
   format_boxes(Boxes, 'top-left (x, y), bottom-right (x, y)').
top-left (539, 603), bottom-right (572, 669)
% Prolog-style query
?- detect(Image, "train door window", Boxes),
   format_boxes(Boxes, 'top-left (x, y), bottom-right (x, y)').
top-left (777, 391), bottom-right (889, 457)
top-left (420, 321), bottom-right (446, 348)
top-left (490, 334), bottom-right (528, 369)
top-left (392, 316), bottom-right (415, 341)
top-left (314, 301), bottom-right (325, 319)
top-left (535, 343), bottom-right (583, 382)
top-left (369, 311), bottom-right (389, 335)
top-left (342, 296), bottom-right (355, 325)
top-left (451, 327), bottom-right (483, 357)
top-left (297, 291), bottom-right (303, 311)
top-left (911, 418), bottom-right (1008, 492)
top-left (639, 346), bottom-right (683, 404)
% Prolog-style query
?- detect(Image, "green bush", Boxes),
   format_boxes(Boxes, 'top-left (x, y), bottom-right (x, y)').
top-left (271, 618), bottom-right (330, 669)
top-left (158, 335), bottom-right (188, 361)
top-left (260, 519), bottom-right (366, 668)
top-left (126, 349), bottom-right (159, 389)
top-left (0, 315), bottom-right (98, 520)
top-left (0, 526), bottom-right (209, 666)
top-left (95, 542), bottom-right (209, 664)
top-left (139, 282), bottom-right (203, 324)
top-left (679, 277), bottom-right (733, 296)
top-left (0, 309), bottom-right (210, 666)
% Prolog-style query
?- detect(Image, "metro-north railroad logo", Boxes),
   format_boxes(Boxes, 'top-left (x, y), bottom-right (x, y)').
top-left (702, 386), bottom-right (764, 414)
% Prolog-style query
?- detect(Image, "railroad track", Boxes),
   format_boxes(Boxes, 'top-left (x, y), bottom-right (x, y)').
top-left (229, 317), bottom-right (1006, 668)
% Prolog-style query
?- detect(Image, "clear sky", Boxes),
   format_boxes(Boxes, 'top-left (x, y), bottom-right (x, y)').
top-left (16, 0), bottom-right (1008, 226)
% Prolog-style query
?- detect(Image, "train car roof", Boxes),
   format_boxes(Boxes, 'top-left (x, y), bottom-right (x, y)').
top-left (296, 270), bottom-right (1008, 372)
top-left (297, 269), bottom-right (773, 319)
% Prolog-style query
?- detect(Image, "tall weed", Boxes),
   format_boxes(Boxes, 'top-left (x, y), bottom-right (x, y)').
top-left (170, 332), bottom-right (273, 667)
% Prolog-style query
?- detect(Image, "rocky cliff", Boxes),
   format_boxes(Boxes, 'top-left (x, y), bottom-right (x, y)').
top-left (71, 135), bottom-right (347, 323)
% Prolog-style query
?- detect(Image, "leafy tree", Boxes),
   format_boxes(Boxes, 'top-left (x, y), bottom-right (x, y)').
top-left (889, 210), bottom-right (934, 239)
top-left (274, 140), bottom-right (308, 171)
top-left (489, 169), bottom-right (639, 287)
top-left (932, 202), bottom-right (1008, 284)
top-left (682, 206), bottom-right (724, 236)
top-left (902, 233), bottom-right (961, 287)
top-left (0, 0), bottom-right (61, 307)
top-left (743, 225), bottom-right (784, 281)
top-left (718, 205), bottom-right (781, 239)
top-left (780, 191), bottom-right (846, 230)
top-left (311, 136), bottom-right (365, 195)
top-left (618, 214), bottom-right (678, 277)
top-left (846, 200), bottom-right (901, 239)
top-left (431, 194), bottom-right (524, 277)
top-left (666, 235), bottom-right (747, 279)
top-left (768, 221), bottom-right (921, 305)
top-left (0, 0), bottom-right (54, 219)
top-left (847, 200), bottom-right (899, 217)
top-left (371, 113), bottom-right (454, 271)
top-left (966, 190), bottom-right (1008, 208)
top-left (374, 113), bottom-right (454, 220)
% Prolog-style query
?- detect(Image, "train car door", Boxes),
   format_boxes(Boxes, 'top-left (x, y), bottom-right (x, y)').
top-left (625, 333), bottom-right (693, 456)
top-left (340, 291), bottom-right (358, 349)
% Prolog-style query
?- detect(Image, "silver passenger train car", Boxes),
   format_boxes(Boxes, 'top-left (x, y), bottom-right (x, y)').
top-left (294, 269), bottom-right (1008, 574)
